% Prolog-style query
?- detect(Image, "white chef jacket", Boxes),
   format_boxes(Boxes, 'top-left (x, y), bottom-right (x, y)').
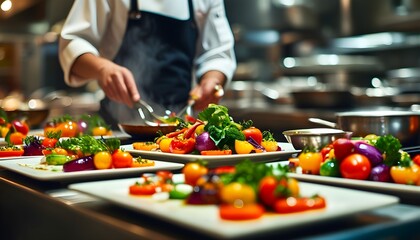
top-left (59, 0), bottom-right (237, 88)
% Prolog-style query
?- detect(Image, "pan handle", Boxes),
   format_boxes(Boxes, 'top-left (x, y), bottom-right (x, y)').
top-left (308, 117), bottom-right (337, 128)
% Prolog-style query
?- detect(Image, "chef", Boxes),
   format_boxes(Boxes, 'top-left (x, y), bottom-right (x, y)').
top-left (59, 0), bottom-right (236, 128)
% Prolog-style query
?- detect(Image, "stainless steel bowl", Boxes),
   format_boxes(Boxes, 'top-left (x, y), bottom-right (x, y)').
top-left (283, 128), bottom-right (349, 150)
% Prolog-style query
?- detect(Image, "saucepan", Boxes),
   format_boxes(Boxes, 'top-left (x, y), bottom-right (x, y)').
top-left (309, 110), bottom-right (420, 147)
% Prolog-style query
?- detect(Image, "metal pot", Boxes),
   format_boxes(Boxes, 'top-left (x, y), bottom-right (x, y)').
top-left (309, 110), bottom-right (420, 147)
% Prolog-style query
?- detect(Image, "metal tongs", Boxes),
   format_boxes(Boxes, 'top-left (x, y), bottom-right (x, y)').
top-left (134, 100), bottom-right (173, 126)
top-left (176, 84), bottom-right (225, 118)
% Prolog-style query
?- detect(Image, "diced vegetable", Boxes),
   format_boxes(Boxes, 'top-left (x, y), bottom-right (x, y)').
top-left (63, 155), bottom-right (95, 172)
top-left (45, 154), bottom-right (71, 165)
top-left (169, 184), bottom-right (193, 199)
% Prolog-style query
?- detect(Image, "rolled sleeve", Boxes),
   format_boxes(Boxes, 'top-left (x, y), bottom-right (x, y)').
top-left (194, 0), bottom-right (237, 84)
top-left (59, 38), bottom-right (100, 87)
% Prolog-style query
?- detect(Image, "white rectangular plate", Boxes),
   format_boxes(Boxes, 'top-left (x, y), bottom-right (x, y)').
top-left (69, 177), bottom-right (398, 239)
top-left (0, 155), bottom-right (42, 161)
top-left (123, 142), bottom-right (299, 167)
top-left (28, 130), bottom-right (131, 140)
top-left (273, 162), bottom-right (420, 199)
top-left (0, 157), bottom-right (184, 181)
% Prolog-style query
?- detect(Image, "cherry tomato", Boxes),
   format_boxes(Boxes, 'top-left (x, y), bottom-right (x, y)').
top-left (273, 196), bottom-right (326, 214)
top-left (320, 159), bottom-right (341, 177)
top-left (42, 138), bottom-right (58, 149)
top-left (220, 182), bottom-right (256, 204)
top-left (332, 138), bottom-right (354, 161)
top-left (390, 164), bottom-right (420, 185)
top-left (258, 176), bottom-right (300, 208)
top-left (129, 183), bottom-right (157, 195)
top-left (56, 121), bottom-right (78, 137)
top-left (9, 132), bottom-right (26, 145)
top-left (340, 153), bottom-right (371, 180)
top-left (169, 138), bottom-right (196, 154)
top-left (112, 149), bottom-right (133, 168)
top-left (242, 127), bottom-right (263, 145)
top-left (258, 176), bottom-right (278, 207)
top-left (219, 203), bottom-right (264, 221)
top-left (298, 151), bottom-right (323, 175)
top-left (92, 126), bottom-right (109, 136)
top-left (11, 120), bottom-right (29, 135)
top-left (182, 162), bottom-right (208, 186)
top-left (93, 151), bottom-right (113, 169)
top-left (157, 137), bottom-right (172, 153)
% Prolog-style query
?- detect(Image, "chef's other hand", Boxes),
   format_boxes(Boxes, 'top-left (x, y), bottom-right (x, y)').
top-left (190, 71), bottom-right (226, 111)
top-left (97, 60), bottom-right (140, 107)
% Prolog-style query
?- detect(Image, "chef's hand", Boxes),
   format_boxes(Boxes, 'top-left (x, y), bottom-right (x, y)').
top-left (97, 60), bottom-right (140, 107)
top-left (190, 71), bottom-right (226, 111)
top-left (70, 53), bottom-right (140, 107)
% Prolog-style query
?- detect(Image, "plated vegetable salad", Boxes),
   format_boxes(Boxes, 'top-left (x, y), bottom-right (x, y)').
top-left (290, 134), bottom-right (420, 186)
top-left (133, 104), bottom-right (281, 155)
top-left (129, 159), bottom-right (326, 221)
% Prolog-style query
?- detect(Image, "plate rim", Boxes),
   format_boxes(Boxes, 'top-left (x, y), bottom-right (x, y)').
top-left (0, 157), bottom-right (184, 181)
top-left (123, 142), bottom-right (300, 167)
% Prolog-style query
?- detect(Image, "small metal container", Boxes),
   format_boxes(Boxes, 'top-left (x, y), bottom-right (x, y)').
top-left (283, 128), bottom-right (349, 150)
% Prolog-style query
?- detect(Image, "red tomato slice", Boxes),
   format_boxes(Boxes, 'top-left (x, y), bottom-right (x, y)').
top-left (169, 138), bottom-right (196, 154)
top-left (273, 196), bottom-right (326, 214)
top-left (129, 184), bottom-right (157, 195)
top-left (219, 203), bottom-right (265, 220)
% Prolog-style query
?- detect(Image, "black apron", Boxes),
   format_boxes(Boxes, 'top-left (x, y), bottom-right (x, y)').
top-left (100, 0), bottom-right (198, 128)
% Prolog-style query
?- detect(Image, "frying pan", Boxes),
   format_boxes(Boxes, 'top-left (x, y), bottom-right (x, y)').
top-left (309, 110), bottom-right (420, 147)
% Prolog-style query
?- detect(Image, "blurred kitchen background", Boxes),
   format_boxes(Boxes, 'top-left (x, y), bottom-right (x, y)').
top-left (1, 0), bottom-right (420, 138)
